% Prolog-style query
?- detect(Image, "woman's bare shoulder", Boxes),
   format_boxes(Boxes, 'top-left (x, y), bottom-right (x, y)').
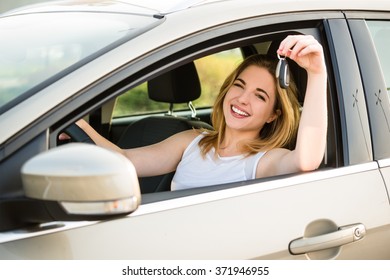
top-left (148, 129), bottom-right (201, 159)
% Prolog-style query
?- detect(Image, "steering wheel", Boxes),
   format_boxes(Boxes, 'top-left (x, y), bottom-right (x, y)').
top-left (62, 123), bottom-right (95, 144)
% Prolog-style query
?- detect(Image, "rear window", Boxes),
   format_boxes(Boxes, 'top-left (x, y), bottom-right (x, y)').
top-left (367, 20), bottom-right (390, 94)
top-left (0, 12), bottom-right (160, 114)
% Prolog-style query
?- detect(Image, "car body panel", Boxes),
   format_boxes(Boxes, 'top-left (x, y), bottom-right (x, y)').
top-left (378, 160), bottom-right (390, 205)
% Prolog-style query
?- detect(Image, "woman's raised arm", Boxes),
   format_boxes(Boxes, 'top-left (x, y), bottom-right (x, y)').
top-left (258, 35), bottom-right (327, 177)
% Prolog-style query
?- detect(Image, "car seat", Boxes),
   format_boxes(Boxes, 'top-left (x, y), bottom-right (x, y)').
top-left (116, 62), bottom-right (213, 193)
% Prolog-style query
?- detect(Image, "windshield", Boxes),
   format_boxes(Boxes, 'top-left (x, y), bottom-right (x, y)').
top-left (0, 12), bottom-right (160, 114)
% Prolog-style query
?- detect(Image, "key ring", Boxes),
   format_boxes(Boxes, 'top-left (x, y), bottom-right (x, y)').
top-left (277, 53), bottom-right (286, 60)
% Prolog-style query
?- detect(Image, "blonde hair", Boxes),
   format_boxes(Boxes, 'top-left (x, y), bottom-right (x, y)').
top-left (199, 54), bottom-right (301, 155)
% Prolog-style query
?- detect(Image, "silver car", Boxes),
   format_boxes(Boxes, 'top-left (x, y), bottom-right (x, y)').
top-left (0, 0), bottom-right (390, 260)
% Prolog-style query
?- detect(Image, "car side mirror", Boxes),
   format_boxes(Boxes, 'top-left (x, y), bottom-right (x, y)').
top-left (21, 143), bottom-right (141, 221)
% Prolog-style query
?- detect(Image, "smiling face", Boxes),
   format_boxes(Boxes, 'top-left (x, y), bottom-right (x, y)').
top-left (222, 65), bottom-right (279, 136)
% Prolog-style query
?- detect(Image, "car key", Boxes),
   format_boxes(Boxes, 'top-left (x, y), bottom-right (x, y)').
top-left (276, 54), bottom-right (290, 89)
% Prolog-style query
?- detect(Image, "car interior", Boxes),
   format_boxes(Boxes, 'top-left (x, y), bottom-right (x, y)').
top-left (116, 61), bottom-right (213, 193)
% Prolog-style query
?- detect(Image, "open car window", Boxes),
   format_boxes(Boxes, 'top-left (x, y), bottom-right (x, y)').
top-left (80, 28), bottom-right (333, 197)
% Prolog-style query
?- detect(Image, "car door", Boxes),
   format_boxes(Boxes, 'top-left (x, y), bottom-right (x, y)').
top-left (1, 10), bottom-right (389, 259)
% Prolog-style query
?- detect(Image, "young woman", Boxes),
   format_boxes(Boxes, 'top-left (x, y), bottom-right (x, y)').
top-left (69, 35), bottom-right (327, 191)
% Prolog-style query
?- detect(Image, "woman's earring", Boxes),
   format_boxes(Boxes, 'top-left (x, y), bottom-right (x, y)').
top-left (276, 54), bottom-right (290, 89)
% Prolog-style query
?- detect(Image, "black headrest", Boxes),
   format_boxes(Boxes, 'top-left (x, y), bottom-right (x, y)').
top-left (148, 61), bottom-right (201, 103)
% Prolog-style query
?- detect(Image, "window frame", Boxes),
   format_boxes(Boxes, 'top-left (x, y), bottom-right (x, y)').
top-left (347, 14), bottom-right (390, 160)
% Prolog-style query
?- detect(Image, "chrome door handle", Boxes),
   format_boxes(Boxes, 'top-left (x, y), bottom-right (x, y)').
top-left (289, 223), bottom-right (366, 255)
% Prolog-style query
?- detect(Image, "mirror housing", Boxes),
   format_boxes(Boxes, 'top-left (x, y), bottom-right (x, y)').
top-left (21, 143), bottom-right (141, 220)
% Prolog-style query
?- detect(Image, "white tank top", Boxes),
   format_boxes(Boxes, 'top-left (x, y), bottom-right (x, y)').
top-left (171, 134), bottom-right (266, 191)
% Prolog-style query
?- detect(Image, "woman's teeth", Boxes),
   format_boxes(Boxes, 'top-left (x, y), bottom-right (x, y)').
top-left (232, 105), bottom-right (249, 117)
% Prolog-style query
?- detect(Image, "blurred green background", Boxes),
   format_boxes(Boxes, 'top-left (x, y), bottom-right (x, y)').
top-left (113, 50), bottom-right (242, 117)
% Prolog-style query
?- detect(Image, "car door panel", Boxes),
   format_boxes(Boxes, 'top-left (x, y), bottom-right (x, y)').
top-left (377, 160), bottom-right (390, 204)
top-left (0, 164), bottom-right (388, 259)
top-left (346, 16), bottom-right (390, 258)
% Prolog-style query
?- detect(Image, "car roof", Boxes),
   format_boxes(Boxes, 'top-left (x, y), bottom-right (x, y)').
top-left (2, 0), bottom-right (208, 16)
top-left (4, 0), bottom-right (390, 17)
